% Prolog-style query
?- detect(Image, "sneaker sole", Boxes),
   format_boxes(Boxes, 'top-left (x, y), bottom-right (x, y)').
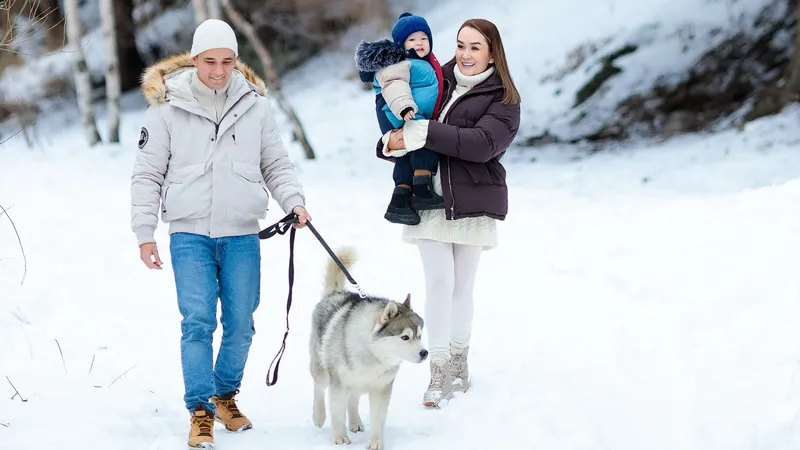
top-left (188, 443), bottom-right (214, 449)
top-left (411, 198), bottom-right (444, 211)
top-left (413, 202), bottom-right (444, 211)
top-left (422, 391), bottom-right (454, 408)
top-left (384, 211), bottom-right (420, 225)
top-left (422, 396), bottom-right (452, 408)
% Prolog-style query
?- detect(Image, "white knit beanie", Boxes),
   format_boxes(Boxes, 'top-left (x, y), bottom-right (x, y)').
top-left (190, 19), bottom-right (239, 57)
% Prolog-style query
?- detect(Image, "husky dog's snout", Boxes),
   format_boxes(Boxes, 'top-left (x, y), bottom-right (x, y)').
top-left (418, 349), bottom-right (429, 362)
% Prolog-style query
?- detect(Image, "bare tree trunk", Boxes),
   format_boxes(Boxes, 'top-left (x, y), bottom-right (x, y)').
top-left (100, 0), bottom-right (120, 142)
top-left (221, 0), bottom-right (316, 160)
top-left (113, 0), bottom-right (145, 91)
top-left (65, 0), bottom-right (101, 145)
top-left (207, 0), bottom-right (221, 20)
top-left (192, 0), bottom-right (209, 24)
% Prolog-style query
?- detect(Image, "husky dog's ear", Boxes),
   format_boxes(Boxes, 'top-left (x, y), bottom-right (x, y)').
top-left (402, 293), bottom-right (411, 309)
top-left (381, 301), bottom-right (399, 324)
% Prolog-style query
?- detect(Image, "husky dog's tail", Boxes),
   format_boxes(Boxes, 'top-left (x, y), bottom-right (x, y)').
top-left (322, 246), bottom-right (358, 296)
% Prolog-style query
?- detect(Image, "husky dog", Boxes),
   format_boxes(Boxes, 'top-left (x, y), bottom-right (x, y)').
top-left (310, 246), bottom-right (428, 450)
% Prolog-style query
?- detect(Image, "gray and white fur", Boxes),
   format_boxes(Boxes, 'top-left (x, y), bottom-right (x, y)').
top-left (310, 246), bottom-right (427, 450)
top-left (355, 39), bottom-right (408, 73)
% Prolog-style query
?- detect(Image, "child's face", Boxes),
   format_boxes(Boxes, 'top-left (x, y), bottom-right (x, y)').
top-left (404, 31), bottom-right (430, 57)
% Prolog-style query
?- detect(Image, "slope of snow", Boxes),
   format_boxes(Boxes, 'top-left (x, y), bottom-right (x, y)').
top-left (4, 99), bottom-right (800, 450)
top-left (278, 0), bottom-right (784, 151)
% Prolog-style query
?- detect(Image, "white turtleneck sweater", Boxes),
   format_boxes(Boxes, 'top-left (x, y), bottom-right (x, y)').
top-left (190, 71), bottom-right (231, 122)
top-left (401, 65), bottom-right (498, 250)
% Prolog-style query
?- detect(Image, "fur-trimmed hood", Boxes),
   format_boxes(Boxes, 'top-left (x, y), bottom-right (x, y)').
top-left (140, 52), bottom-right (267, 107)
top-left (354, 39), bottom-right (409, 73)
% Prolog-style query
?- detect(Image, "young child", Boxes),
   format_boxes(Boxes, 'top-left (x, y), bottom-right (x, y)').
top-left (356, 12), bottom-right (444, 226)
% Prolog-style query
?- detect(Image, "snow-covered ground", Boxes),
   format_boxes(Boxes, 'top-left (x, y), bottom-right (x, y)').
top-left (4, 0), bottom-right (800, 449)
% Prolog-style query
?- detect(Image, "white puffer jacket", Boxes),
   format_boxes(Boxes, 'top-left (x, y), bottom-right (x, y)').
top-left (130, 54), bottom-right (305, 246)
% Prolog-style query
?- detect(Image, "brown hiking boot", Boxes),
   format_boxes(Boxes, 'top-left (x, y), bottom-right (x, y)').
top-left (211, 391), bottom-right (252, 432)
top-left (188, 405), bottom-right (214, 449)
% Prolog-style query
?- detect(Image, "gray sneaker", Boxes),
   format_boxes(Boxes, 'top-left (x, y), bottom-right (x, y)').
top-left (450, 346), bottom-right (470, 393)
top-left (422, 359), bottom-right (454, 408)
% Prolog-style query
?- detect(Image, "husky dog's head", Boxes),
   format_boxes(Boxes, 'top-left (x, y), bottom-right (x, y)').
top-left (372, 294), bottom-right (427, 364)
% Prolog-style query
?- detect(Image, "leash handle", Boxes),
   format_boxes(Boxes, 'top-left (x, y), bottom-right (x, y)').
top-left (257, 212), bottom-right (298, 239)
top-left (264, 222), bottom-right (295, 387)
top-left (258, 213), bottom-right (364, 387)
top-left (260, 212), bottom-right (297, 386)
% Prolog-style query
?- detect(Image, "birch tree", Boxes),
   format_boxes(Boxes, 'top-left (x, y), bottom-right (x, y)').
top-left (65, 0), bottom-right (101, 145)
top-left (100, 0), bottom-right (120, 142)
top-left (207, 0), bottom-right (221, 20)
top-left (192, 0), bottom-right (208, 25)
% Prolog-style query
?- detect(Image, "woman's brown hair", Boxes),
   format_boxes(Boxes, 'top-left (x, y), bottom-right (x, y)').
top-left (447, 19), bottom-right (521, 105)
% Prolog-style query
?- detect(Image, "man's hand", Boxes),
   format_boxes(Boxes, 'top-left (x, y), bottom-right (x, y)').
top-left (292, 205), bottom-right (311, 228)
top-left (139, 242), bottom-right (163, 270)
top-left (387, 129), bottom-right (405, 151)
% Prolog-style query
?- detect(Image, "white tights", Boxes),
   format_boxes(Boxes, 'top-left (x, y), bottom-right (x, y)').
top-left (417, 239), bottom-right (483, 362)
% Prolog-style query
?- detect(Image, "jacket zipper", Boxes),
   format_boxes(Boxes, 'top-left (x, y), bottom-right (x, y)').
top-left (213, 89), bottom-right (251, 141)
top-left (447, 158), bottom-right (455, 219)
top-left (438, 79), bottom-right (457, 219)
top-left (206, 95), bottom-right (244, 235)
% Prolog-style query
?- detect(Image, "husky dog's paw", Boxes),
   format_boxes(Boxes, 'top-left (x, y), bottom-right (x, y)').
top-left (366, 437), bottom-right (383, 450)
top-left (349, 417), bottom-right (365, 433)
top-left (333, 433), bottom-right (352, 445)
top-left (313, 403), bottom-right (326, 427)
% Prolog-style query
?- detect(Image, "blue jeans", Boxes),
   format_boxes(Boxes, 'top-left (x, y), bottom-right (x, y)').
top-left (169, 232), bottom-right (261, 413)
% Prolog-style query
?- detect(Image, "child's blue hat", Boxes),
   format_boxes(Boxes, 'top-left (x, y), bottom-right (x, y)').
top-left (391, 12), bottom-right (433, 49)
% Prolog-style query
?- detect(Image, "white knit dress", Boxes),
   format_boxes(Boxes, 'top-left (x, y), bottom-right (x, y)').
top-left (401, 66), bottom-right (498, 250)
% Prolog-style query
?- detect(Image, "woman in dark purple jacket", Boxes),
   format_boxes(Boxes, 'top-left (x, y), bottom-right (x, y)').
top-left (378, 18), bottom-right (521, 408)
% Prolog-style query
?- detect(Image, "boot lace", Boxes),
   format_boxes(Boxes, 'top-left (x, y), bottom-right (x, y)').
top-left (428, 362), bottom-right (446, 389)
top-left (450, 352), bottom-right (466, 377)
top-left (193, 413), bottom-right (214, 437)
top-left (217, 396), bottom-right (244, 418)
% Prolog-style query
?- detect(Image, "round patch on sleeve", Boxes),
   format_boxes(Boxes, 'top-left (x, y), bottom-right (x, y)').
top-left (138, 127), bottom-right (149, 149)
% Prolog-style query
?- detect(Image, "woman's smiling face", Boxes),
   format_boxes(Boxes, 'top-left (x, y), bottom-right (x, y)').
top-left (455, 26), bottom-right (492, 76)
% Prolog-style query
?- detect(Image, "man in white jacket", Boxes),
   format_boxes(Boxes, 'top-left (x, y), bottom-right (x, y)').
top-left (130, 19), bottom-right (310, 449)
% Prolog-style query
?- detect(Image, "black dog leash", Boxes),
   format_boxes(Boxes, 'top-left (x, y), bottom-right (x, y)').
top-left (258, 212), bottom-right (365, 386)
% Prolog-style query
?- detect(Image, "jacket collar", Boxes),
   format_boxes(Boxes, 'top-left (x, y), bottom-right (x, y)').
top-left (140, 52), bottom-right (267, 121)
top-left (441, 61), bottom-right (503, 94)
